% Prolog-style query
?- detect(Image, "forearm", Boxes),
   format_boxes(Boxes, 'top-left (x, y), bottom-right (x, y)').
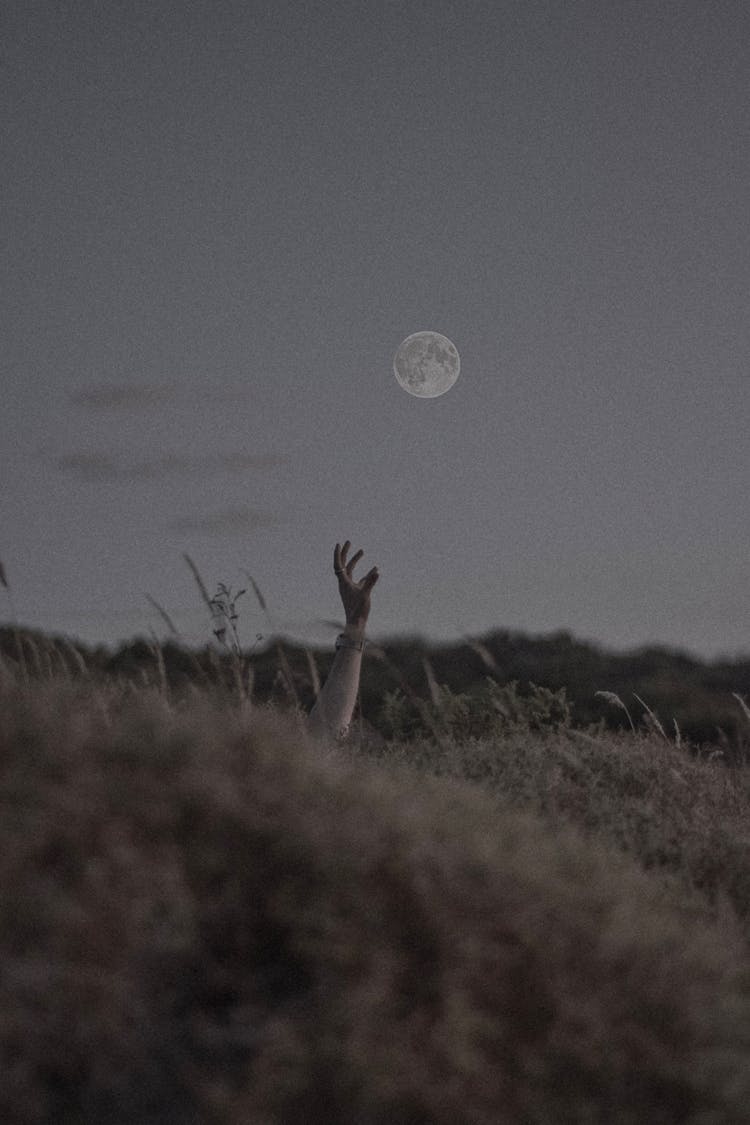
top-left (308, 623), bottom-right (365, 739)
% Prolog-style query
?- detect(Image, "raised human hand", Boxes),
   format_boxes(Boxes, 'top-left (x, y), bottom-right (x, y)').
top-left (334, 540), bottom-right (379, 630)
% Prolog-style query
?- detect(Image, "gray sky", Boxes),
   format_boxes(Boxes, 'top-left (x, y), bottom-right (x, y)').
top-left (2, 0), bottom-right (749, 657)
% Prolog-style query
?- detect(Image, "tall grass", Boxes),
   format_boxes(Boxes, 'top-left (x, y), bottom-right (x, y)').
top-left (2, 674), bottom-right (750, 1122)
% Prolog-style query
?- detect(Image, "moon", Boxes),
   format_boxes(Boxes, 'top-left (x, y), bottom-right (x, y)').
top-left (393, 331), bottom-right (460, 398)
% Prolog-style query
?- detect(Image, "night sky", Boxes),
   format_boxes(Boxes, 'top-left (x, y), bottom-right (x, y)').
top-left (3, 1), bottom-right (749, 657)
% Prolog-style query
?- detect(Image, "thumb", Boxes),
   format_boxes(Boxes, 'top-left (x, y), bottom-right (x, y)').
top-left (361, 566), bottom-right (379, 591)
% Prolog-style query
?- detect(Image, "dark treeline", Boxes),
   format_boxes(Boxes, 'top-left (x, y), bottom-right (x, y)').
top-left (2, 624), bottom-right (748, 753)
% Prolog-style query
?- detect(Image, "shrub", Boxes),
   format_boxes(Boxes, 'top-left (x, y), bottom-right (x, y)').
top-left (1, 680), bottom-right (750, 1122)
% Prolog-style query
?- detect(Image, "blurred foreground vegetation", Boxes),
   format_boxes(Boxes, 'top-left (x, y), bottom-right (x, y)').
top-left (1, 627), bottom-right (750, 1121)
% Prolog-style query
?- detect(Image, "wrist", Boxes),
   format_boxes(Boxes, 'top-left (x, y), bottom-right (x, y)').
top-left (336, 621), bottom-right (366, 653)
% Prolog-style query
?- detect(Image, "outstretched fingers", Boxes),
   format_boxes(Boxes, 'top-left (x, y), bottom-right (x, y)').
top-left (334, 540), bottom-right (351, 574)
top-left (334, 540), bottom-right (378, 592)
top-left (346, 548), bottom-right (364, 576)
top-left (361, 565), bottom-right (379, 591)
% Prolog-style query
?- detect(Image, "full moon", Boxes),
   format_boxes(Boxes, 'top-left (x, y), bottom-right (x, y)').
top-left (393, 331), bottom-right (460, 398)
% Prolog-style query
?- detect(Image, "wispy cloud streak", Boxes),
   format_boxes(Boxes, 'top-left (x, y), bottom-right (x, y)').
top-left (58, 452), bottom-right (287, 483)
top-left (69, 383), bottom-right (179, 409)
top-left (69, 382), bottom-right (250, 410)
top-left (168, 507), bottom-right (279, 535)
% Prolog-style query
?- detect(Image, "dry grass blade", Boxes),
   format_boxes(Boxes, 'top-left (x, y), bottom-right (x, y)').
top-left (305, 648), bottom-right (321, 697)
top-left (39, 639), bottom-right (55, 680)
top-left (148, 630), bottom-right (169, 700)
top-left (0, 564), bottom-right (27, 684)
top-left (275, 641), bottom-right (301, 713)
top-left (54, 644), bottom-right (70, 680)
top-left (732, 693), bottom-right (750, 727)
top-left (595, 690), bottom-right (636, 733)
top-left (633, 694), bottom-right (668, 741)
top-left (183, 553), bottom-right (213, 613)
top-left (422, 656), bottom-right (441, 708)
top-left (23, 634), bottom-right (43, 679)
top-left (59, 637), bottom-right (88, 676)
top-left (145, 594), bottom-right (179, 637)
top-left (12, 633), bottom-right (27, 684)
top-left (464, 636), bottom-right (500, 675)
top-left (595, 690), bottom-right (625, 707)
top-left (243, 571), bottom-right (268, 615)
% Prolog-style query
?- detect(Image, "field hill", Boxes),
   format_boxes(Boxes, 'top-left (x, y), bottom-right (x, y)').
top-left (1, 663), bottom-right (750, 1122)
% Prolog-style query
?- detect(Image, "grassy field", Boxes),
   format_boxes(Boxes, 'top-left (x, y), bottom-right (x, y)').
top-left (2, 662), bottom-right (750, 1123)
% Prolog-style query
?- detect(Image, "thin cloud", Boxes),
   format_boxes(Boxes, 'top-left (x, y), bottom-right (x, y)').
top-left (58, 453), bottom-right (122, 482)
top-left (168, 507), bottom-right (279, 535)
top-left (58, 452), bottom-right (287, 483)
top-left (195, 453), bottom-right (287, 472)
top-left (69, 383), bottom-right (179, 409)
top-left (69, 382), bottom-right (250, 410)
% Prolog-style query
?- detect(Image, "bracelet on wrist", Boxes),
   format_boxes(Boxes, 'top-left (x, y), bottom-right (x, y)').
top-left (335, 632), bottom-right (366, 653)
